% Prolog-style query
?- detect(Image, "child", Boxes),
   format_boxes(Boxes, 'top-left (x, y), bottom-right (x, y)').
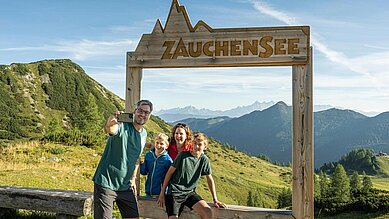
top-left (157, 133), bottom-right (226, 219)
top-left (140, 133), bottom-right (173, 197)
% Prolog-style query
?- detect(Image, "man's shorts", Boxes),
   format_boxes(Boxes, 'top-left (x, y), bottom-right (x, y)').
top-left (165, 192), bottom-right (203, 217)
top-left (93, 183), bottom-right (139, 219)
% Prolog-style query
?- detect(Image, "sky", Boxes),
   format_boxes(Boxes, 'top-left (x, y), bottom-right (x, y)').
top-left (1, 0), bottom-right (389, 114)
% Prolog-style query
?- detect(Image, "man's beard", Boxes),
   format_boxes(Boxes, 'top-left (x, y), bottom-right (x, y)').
top-left (135, 117), bottom-right (146, 125)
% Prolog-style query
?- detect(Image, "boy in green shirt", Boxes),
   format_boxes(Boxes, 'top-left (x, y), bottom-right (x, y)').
top-left (157, 133), bottom-right (226, 219)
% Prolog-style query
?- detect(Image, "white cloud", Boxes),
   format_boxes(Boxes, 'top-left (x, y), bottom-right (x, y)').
top-left (248, 0), bottom-right (389, 77)
top-left (0, 39), bottom-right (137, 61)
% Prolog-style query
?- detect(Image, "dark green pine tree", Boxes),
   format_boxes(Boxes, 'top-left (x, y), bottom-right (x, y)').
top-left (247, 189), bottom-right (263, 207)
top-left (47, 118), bottom-right (63, 133)
top-left (78, 93), bottom-right (104, 134)
top-left (319, 171), bottom-right (330, 200)
top-left (330, 164), bottom-right (351, 204)
top-left (349, 171), bottom-right (362, 196)
top-left (314, 174), bottom-right (321, 201)
top-left (277, 188), bottom-right (292, 208)
top-left (362, 171), bottom-right (373, 194)
top-left (247, 190), bottom-right (254, 207)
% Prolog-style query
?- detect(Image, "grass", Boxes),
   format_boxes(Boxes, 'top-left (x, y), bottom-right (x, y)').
top-left (317, 211), bottom-right (389, 219)
top-left (376, 156), bottom-right (389, 176)
top-left (2, 140), bottom-right (389, 218)
top-left (0, 139), bottom-right (292, 218)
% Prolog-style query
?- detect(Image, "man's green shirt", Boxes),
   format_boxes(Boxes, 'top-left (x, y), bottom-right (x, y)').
top-left (93, 122), bottom-right (146, 191)
top-left (168, 151), bottom-right (211, 196)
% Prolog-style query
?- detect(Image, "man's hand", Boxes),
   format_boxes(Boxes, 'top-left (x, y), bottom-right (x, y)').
top-left (105, 111), bottom-right (122, 134)
top-left (157, 193), bottom-right (165, 208)
top-left (131, 177), bottom-right (137, 196)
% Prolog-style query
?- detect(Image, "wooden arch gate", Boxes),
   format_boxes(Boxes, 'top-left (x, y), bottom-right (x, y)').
top-left (126, 1), bottom-right (313, 218)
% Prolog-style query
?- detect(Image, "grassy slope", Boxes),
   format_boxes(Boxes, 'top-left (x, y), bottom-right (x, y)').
top-left (0, 139), bottom-right (291, 208)
top-left (3, 141), bottom-right (389, 219)
top-left (371, 156), bottom-right (389, 192)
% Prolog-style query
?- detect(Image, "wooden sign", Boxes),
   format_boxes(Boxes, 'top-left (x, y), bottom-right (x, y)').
top-left (128, 0), bottom-right (310, 68)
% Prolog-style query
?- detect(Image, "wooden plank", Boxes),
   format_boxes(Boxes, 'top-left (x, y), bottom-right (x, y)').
top-left (128, 0), bottom-right (309, 68)
top-left (0, 186), bottom-right (93, 217)
top-left (291, 47), bottom-right (313, 219)
top-left (138, 197), bottom-right (294, 219)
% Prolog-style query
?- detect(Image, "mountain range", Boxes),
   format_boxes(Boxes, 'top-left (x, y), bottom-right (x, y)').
top-left (2, 59), bottom-right (388, 168)
top-left (154, 101), bottom-right (275, 122)
top-left (179, 102), bottom-right (389, 166)
top-left (155, 102), bottom-right (380, 123)
top-left (0, 59), bottom-right (292, 207)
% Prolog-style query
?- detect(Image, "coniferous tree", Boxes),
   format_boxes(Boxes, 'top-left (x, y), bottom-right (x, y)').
top-left (48, 118), bottom-right (63, 133)
top-left (319, 171), bottom-right (330, 200)
top-left (330, 164), bottom-right (350, 204)
top-left (247, 190), bottom-right (254, 207)
top-left (247, 189), bottom-right (263, 207)
top-left (314, 174), bottom-right (321, 201)
top-left (277, 188), bottom-right (292, 208)
top-left (350, 171), bottom-right (362, 196)
top-left (78, 93), bottom-right (104, 134)
top-left (362, 171), bottom-right (373, 194)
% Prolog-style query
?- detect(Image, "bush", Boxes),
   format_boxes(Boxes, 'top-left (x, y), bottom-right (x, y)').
top-left (41, 129), bottom-right (105, 148)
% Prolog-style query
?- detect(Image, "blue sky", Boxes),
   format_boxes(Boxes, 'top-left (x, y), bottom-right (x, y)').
top-left (1, 0), bottom-right (389, 113)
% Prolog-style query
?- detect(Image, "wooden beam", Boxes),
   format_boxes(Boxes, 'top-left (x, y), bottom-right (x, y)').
top-left (126, 64), bottom-right (143, 196)
top-left (125, 66), bottom-right (142, 112)
top-left (292, 47), bottom-right (314, 219)
top-left (0, 186), bottom-right (92, 217)
top-left (138, 197), bottom-right (294, 219)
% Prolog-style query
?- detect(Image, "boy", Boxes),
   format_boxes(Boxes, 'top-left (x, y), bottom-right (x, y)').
top-left (140, 133), bottom-right (173, 197)
top-left (157, 133), bottom-right (226, 219)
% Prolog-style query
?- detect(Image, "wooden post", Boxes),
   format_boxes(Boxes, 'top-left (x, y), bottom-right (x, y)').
top-left (126, 56), bottom-right (143, 196)
top-left (292, 47), bottom-right (313, 219)
top-left (125, 67), bottom-right (142, 112)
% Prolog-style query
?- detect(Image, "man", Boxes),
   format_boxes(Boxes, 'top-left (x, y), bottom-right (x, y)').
top-left (93, 100), bottom-right (153, 219)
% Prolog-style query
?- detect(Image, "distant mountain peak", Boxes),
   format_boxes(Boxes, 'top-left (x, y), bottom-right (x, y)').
top-left (155, 101), bottom-right (275, 122)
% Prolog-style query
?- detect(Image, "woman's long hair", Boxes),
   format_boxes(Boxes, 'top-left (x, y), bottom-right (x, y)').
top-left (169, 123), bottom-right (193, 147)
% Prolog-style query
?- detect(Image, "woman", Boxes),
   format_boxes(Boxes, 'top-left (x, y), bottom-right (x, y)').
top-left (168, 123), bottom-right (193, 160)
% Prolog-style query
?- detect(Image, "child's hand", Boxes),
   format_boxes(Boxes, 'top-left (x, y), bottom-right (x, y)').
top-left (214, 200), bottom-right (227, 209)
top-left (157, 193), bottom-right (165, 208)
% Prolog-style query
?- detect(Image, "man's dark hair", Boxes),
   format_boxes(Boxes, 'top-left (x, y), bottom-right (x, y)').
top-left (136, 100), bottom-right (153, 112)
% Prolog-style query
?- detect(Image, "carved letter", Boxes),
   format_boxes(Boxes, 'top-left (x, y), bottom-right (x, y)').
top-left (259, 36), bottom-right (273, 58)
top-left (230, 40), bottom-right (241, 56)
top-left (288, 38), bottom-right (299, 54)
top-left (275, 38), bottom-right (287, 55)
top-left (203, 41), bottom-right (214, 57)
top-left (243, 40), bottom-right (258, 56)
top-left (162, 41), bottom-right (175, 59)
top-left (172, 38), bottom-right (189, 59)
top-left (189, 42), bottom-right (202, 57)
top-left (215, 40), bottom-right (229, 56)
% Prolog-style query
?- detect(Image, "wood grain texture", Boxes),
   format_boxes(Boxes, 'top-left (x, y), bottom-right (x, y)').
top-left (138, 197), bottom-right (294, 219)
top-left (128, 0), bottom-right (309, 68)
top-left (0, 186), bottom-right (92, 217)
top-left (291, 47), bottom-right (313, 219)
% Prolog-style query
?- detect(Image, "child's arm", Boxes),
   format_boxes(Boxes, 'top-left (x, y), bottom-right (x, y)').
top-left (140, 155), bottom-right (148, 175)
top-left (206, 175), bottom-right (227, 208)
top-left (157, 166), bottom-right (176, 208)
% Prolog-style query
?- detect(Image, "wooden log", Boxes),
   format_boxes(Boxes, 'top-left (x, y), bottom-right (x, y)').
top-left (0, 186), bottom-right (93, 217)
top-left (138, 197), bottom-right (293, 219)
top-left (291, 46), bottom-right (313, 219)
